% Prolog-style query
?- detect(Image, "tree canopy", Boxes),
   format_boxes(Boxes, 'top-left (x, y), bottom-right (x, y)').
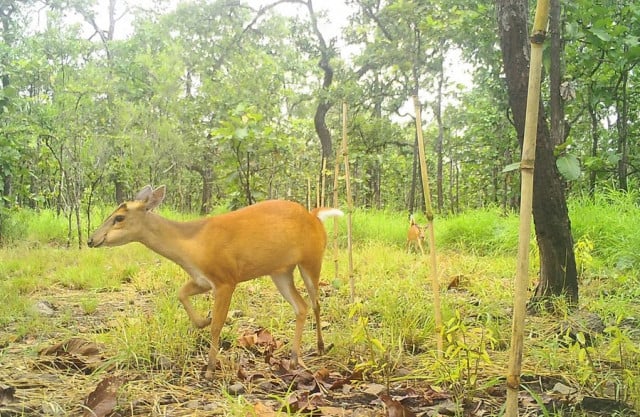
top-left (1, 0), bottom-right (639, 238)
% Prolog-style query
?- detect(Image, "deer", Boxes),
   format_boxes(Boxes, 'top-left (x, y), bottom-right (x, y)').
top-left (406, 214), bottom-right (426, 255)
top-left (87, 185), bottom-right (343, 380)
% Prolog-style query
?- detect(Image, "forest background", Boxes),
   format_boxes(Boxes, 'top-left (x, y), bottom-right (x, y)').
top-left (2, 0), bottom-right (638, 239)
top-left (2, 0), bottom-right (640, 415)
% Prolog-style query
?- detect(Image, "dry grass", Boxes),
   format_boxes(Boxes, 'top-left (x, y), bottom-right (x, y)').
top-left (1, 236), bottom-right (639, 416)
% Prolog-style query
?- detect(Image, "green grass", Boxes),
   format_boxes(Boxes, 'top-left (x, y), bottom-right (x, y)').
top-left (1, 195), bottom-right (640, 414)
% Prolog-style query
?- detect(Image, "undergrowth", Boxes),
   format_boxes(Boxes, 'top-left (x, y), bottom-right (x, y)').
top-left (1, 193), bottom-right (640, 414)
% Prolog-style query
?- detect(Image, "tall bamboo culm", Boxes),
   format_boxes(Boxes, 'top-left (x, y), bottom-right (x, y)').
top-left (332, 116), bottom-right (342, 282)
top-left (340, 102), bottom-right (355, 302)
top-left (412, 95), bottom-right (443, 355)
top-left (505, 1), bottom-right (550, 415)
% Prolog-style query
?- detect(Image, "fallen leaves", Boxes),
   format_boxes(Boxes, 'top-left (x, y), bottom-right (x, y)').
top-left (36, 338), bottom-right (126, 416)
top-left (38, 337), bottom-right (104, 374)
top-left (379, 393), bottom-right (416, 417)
top-left (0, 384), bottom-right (16, 405)
top-left (82, 376), bottom-right (125, 417)
top-left (11, 329), bottom-right (632, 416)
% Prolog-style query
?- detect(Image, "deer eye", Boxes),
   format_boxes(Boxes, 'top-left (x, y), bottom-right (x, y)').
top-left (114, 215), bottom-right (125, 224)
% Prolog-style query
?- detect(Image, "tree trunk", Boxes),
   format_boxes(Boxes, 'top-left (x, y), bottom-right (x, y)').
top-left (2, 174), bottom-right (11, 207)
top-left (615, 72), bottom-right (629, 191)
top-left (409, 133), bottom-right (419, 213)
top-left (306, 0), bottom-right (333, 161)
top-left (497, 0), bottom-right (578, 306)
top-left (188, 164), bottom-right (214, 215)
top-left (114, 180), bottom-right (126, 204)
top-left (587, 100), bottom-right (599, 197)
top-left (549, 0), bottom-right (564, 148)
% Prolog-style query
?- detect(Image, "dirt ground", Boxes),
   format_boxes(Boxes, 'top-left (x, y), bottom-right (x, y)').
top-left (0, 285), bottom-right (637, 416)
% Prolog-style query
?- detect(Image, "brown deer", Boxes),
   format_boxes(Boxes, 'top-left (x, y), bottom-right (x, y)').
top-left (406, 214), bottom-right (426, 255)
top-left (88, 185), bottom-right (343, 379)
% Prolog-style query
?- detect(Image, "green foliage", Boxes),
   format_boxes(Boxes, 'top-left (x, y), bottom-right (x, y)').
top-left (437, 208), bottom-right (520, 256)
top-left (1, 196), bottom-right (640, 412)
top-left (441, 310), bottom-right (495, 390)
top-left (570, 190), bottom-right (640, 270)
top-left (556, 154), bottom-right (581, 181)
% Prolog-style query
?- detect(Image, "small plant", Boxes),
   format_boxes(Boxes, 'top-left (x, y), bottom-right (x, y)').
top-left (574, 235), bottom-right (594, 277)
top-left (79, 297), bottom-right (99, 315)
top-left (604, 319), bottom-right (640, 405)
top-left (348, 301), bottom-right (396, 384)
top-left (440, 310), bottom-right (496, 391)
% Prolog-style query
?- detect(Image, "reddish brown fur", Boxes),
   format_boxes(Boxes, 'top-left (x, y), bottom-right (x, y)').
top-left (406, 218), bottom-right (426, 255)
top-left (88, 185), bottom-right (343, 379)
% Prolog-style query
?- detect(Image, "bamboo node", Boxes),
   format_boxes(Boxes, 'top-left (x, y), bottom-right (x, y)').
top-left (520, 159), bottom-right (535, 170)
top-left (506, 375), bottom-right (521, 390)
top-left (530, 31), bottom-right (547, 44)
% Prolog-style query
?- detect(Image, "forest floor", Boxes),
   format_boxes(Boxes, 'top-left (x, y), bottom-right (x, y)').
top-left (1, 243), bottom-right (639, 416)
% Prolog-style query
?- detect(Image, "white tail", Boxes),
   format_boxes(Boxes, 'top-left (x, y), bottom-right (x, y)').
top-left (88, 185), bottom-right (343, 379)
top-left (406, 215), bottom-right (426, 255)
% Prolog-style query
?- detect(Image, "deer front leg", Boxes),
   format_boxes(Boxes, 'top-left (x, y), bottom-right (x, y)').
top-left (178, 279), bottom-right (212, 329)
top-left (205, 283), bottom-right (235, 380)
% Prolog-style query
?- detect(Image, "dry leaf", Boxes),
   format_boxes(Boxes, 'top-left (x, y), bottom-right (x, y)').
top-left (318, 405), bottom-right (351, 416)
top-left (38, 338), bottom-right (103, 373)
top-left (39, 338), bottom-right (100, 357)
top-left (252, 402), bottom-right (277, 416)
top-left (447, 275), bottom-right (462, 289)
top-left (379, 394), bottom-right (416, 417)
top-left (0, 384), bottom-right (16, 405)
top-left (82, 376), bottom-right (125, 417)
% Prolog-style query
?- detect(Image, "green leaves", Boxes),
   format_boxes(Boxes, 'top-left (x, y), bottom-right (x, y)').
top-left (556, 154), bottom-right (581, 181)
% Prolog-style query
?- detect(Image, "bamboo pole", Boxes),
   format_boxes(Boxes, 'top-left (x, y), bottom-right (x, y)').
top-left (340, 102), bottom-right (355, 302)
top-left (505, 1), bottom-right (550, 415)
top-left (332, 119), bottom-right (343, 282)
top-left (412, 95), bottom-right (443, 355)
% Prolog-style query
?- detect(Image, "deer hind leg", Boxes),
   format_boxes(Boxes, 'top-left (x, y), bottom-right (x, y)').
top-left (178, 279), bottom-right (212, 329)
top-left (205, 282), bottom-right (235, 380)
top-left (270, 268), bottom-right (309, 368)
top-left (299, 262), bottom-right (324, 355)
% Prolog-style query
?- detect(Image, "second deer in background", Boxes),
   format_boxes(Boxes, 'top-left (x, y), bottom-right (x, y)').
top-left (406, 214), bottom-right (426, 255)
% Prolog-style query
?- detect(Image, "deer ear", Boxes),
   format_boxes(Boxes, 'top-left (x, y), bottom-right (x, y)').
top-left (135, 185), bottom-right (153, 201)
top-left (144, 185), bottom-right (166, 211)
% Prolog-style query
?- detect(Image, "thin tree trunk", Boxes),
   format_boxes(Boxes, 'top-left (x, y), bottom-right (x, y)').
top-left (549, 0), bottom-right (564, 147)
top-left (409, 134), bottom-right (419, 213)
top-left (2, 174), bottom-right (11, 207)
top-left (497, 0), bottom-right (578, 308)
top-left (588, 100), bottom-right (599, 197)
top-left (616, 72), bottom-right (629, 191)
top-left (114, 180), bottom-right (125, 204)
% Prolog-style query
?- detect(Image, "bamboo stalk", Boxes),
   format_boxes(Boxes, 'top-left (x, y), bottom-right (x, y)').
top-left (505, 1), bottom-right (550, 415)
top-left (412, 95), bottom-right (443, 356)
top-left (340, 102), bottom-right (355, 302)
top-left (332, 113), bottom-right (343, 282)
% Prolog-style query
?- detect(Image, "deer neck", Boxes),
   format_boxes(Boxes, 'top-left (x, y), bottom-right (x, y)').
top-left (139, 212), bottom-right (206, 267)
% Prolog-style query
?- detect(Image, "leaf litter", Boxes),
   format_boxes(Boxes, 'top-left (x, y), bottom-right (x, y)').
top-left (0, 284), bottom-right (637, 416)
